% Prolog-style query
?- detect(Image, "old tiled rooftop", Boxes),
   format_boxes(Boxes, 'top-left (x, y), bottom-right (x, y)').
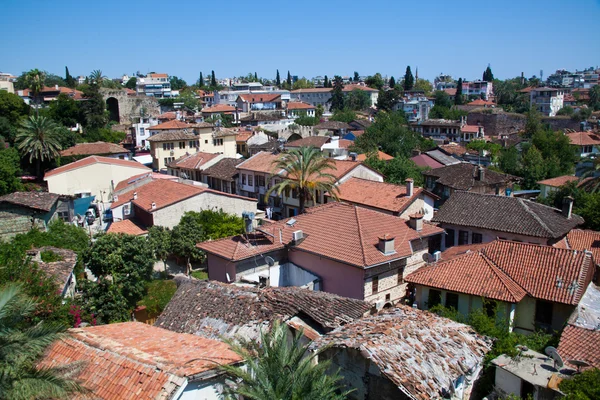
top-left (565, 131), bottom-right (600, 146)
top-left (423, 163), bottom-right (517, 190)
top-left (60, 141), bottom-right (129, 157)
top-left (0, 191), bottom-right (59, 212)
top-left (310, 306), bottom-right (492, 400)
top-left (203, 158), bottom-right (243, 182)
top-left (537, 175), bottom-right (579, 188)
top-left (355, 150), bottom-right (394, 161)
top-left (149, 119), bottom-right (193, 131)
top-left (107, 219), bottom-right (149, 236)
top-left (285, 135), bottom-right (330, 148)
top-left (114, 171), bottom-right (178, 192)
top-left (155, 279), bottom-right (371, 341)
top-left (198, 202), bottom-right (443, 267)
top-left (44, 155), bottom-right (150, 178)
top-left (27, 246), bottom-right (77, 288)
top-left (432, 191), bottom-right (584, 239)
top-left (406, 240), bottom-right (594, 305)
top-left (39, 322), bottom-right (241, 399)
top-left (557, 229), bottom-right (600, 265)
top-left (167, 151), bottom-right (221, 170)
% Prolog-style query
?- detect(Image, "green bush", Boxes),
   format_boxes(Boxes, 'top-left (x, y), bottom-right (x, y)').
top-left (40, 249), bottom-right (63, 262)
top-left (137, 279), bottom-right (177, 316)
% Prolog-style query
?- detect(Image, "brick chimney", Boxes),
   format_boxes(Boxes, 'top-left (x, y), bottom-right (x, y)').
top-left (562, 196), bottom-right (573, 219)
top-left (409, 213), bottom-right (424, 231)
top-left (477, 166), bottom-right (485, 181)
top-left (378, 234), bottom-right (395, 255)
top-left (406, 178), bottom-right (414, 197)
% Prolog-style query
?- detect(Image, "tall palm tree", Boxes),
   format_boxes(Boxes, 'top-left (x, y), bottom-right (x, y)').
top-left (16, 116), bottom-right (63, 179)
top-left (0, 284), bottom-right (82, 399)
top-left (579, 156), bottom-right (600, 192)
top-left (89, 70), bottom-right (106, 86)
top-left (24, 69), bottom-right (46, 116)
top-left (265, 146), bottom-right (340, 214)
top-left (221, 320), bottom-right (350, 400)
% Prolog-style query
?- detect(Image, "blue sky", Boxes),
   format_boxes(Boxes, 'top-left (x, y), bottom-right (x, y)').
top-left (2, 0), bottom-right (599, 83)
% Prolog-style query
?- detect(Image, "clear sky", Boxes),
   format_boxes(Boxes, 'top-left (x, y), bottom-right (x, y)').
top-left (2, 0), bottom-right (599, 84)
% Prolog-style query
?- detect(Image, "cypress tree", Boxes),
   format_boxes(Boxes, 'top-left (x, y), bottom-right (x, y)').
top-left (455, 78), bottom-right (464, 105)
top-left (403, 66), bottom-right (414, 91)
top-left (254, 72), bottom-right (258, 81)
top-left (483, 66), bottom-right (494, 82)
top-left (353, 71), bottom-right (360, 82)
top-left (331, 76), bottom-right (345, 111)
top-left (389, 76), bottom-right (396, 88)
top-left (211, 70), bottom-right (216, 87)
top-left (287, 71), bottom-right (292, 87)
top-left (324, 75), bottom-right (329, 88)
top-left (276, 70), bottom-right (281, 86)
top-left (199, 72), bottom-right (204, 88)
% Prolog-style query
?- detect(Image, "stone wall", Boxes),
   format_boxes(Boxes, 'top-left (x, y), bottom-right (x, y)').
top-left (101, 89), bottom-right (161, 124)
top-left (467, 110), bottom-right (581, 137)
top-left (0, 205), bottom-right (47, 240)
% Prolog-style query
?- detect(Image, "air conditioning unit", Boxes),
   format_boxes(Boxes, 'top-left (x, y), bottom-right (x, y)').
top-left (292, 230), bottom-right (303, 242)
top-left (432, 251), bottom-right (442, 262)
top-left (170, 150), bottom-right (174, 156)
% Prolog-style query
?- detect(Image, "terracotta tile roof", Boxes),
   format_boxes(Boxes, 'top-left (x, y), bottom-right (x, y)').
top-left (157, 112), bottom-right (177, 120)
top-left (334, 178), bottom-right (423, 214)
top-left (147, 73), bottom-right (168, 78)
top-left (439, 242), bottom-right (488, 261)
top-left (407, 240), bottom-right (594, 305)
top-left (461, 124), bottom-right (480, 133)
top-left (33, 86), bottom-right (84, 100)
top-left (236, 131), bottom-right (254, 142)
top-left (60, 141), bottom-right (129, 157)
top-left (0, 191), bottom-right (59, 212)
top-left (238, 93), bottom-right (281, 103)
top-left (314, 121), bottom-right (352, 130)
top-left (203, 158), bottom-right (243, 182)
top-left (411, 153), bottom-right (444, 169)
top-left (285, 136), bottom-right (330, 148)
top-left (342, 84), bottom-right (378, 92)
top-left (423, 163), bottom-right (519, 191)
top-left (438, 143), bottom-right (477, 157)
top-left (537, 175), bottom-right (580, 187)
top-left (519, 87), bottom-right (535, 93)
top-left (107, 219), bottom-right (148, 236)
top-left (146, 131), bottom-right (196, 142)
top-left (355, 150), bottom-right (394, 161)
top-left (167, 152), bottom-right (221, 170)
top-left (44, 156), bottom-right (150, 178)
top-left (349, 129), bottom-right (364, 137)
top-left (39, 322), bottom-right (241, 399)
top-left (236, 151), bottom-right (282, 174)
top-left (443, 88), bottom-right (457, 96)
top-left (467, 99), bottom-right (496, 106)
top-left (149, 120), bottom-right (193, 131)
top-left (559, 229), bottom-right (600, 266)
top-left (337, 139), bottom-right (353, 149)
top-left (287, 101), bottom-right (315, 110)
top-left (310, 306), bottom-right (492, 400)
top-left (198, 202), bottom-right (443, 268)
top-left (558, 325), bottom-right (600, 370)
top-left (28, 246), bottom-right (77, 288)
top-left (155, 279), bottom-right (371, 341)
top-left (433, 191), bottom-right (584, 239)
top-left (111, 179), bottom-right (204, 211)
top-left (565, 131), bottom-right (600, 146)
top-left (114, 172), bottom-right (178, 192)
top-left (201, 104), bottom-right (236, 113)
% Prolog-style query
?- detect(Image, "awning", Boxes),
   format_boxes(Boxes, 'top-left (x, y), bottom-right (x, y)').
top-left (73, 196), bottom-right (95, 216)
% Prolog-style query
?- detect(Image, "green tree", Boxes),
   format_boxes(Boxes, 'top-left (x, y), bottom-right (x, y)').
top-left (433, 90), bottom-right (453, 108)
top-left (403, 66), bottom-right (414, 91)
top-left (344, 89), bottom-right (371, 110)
top-left (0, 147), bottom-right (24, 195)
top-left (376, 88), bottom-right (400, 112)
top-left (221, 320), bottom-right (349, 400)
top-left (330, 76), bottom-right (345, 112)
top-left (24, 69), bottom-right (46, 116)
top-left (77, 278), bottom-right (130, 324)
top-left (330, 109), bottom-right (357, 123)
top-left (292, 78), bottom-right (315, 90)
top-left (482, 66), bottom-right (494, 82)
top-left (211, 70), bottom-right (217, 87)
top-left (44, 73), bottom-right (66, 88)
top-left (323, 75), bottom-right (329, 88)
top-left (78, 83), bottom-right (108, 130)
top-left (559, 368), bottom-right (600, 399)
top-left (266, 147), bottom-right (340, 214)
top-left (389, 76), bottom-right (396, 88)
top-left (287, 71), bottom-right (292, 87)
top-left (125, 77), bottom-right (137, 90)
top-left (48, 93), bottom-right (80, 128)
top-left (294, 114), bottom-right (319, 126)
top-left (520, 145), bottom-right (546, 189)
top-left (64, 66), bottom-right (75, 88)
top-left (83, 127), bottom-right (125, 144)
top-left (455, 78), bottom-right (464, 105)
top-left (589, 85), bottom-right (600, 111)
top-left (0, 91), bottom-right (30, 126)
top-left (16, 116), bottom-right (63, 178)
top-left (0, 284), bottom-right (82, 400)
top-left (353, 71), bottom-right (360, 82)
top-left (88, 70), bottom-right (105, 85)
top-left (524, 107), bottom-right (543, 138)
top-left (198, 72), bottom-right (205, 88)
top-left (315, 104), bottom-right (324, 120)
top-left (365, 73), bottom-right (384, 90)
top-left (276, 70), bottom-right (281, 87)
top-left (557, 106), bottom-right (574, 116)
top-left (413, 79), bottom-right (433, 95)
top-left (364, 155), bottom-right (426, 186)
top-left (148, 226), bottom-right (172, 272)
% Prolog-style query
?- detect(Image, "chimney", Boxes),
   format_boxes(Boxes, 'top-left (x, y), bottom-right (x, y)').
top-left (477, 166), bottom-right (485, 181)
top-left (405, 178), bottom-right (414, 197)
top-left (411, 149), bottom-right (421, 157)
top-left (133, 192), bottom-right (138, 200)
top-left (378, 234), bottom-right (396, 255)
top-left (562, 196), bottom-right (573, 219)
top-left (349, 152), bottom-right (357, 161)
top-left (55, 84), bottom-right (59, 90)
top-left (151, 202), bottom-right (156, 210)
top-left (409, 213), bottom-right (424, 231)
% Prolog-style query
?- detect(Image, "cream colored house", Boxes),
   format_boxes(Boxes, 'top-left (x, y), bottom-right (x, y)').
top-left (44, 156), bottom-right (151, 200)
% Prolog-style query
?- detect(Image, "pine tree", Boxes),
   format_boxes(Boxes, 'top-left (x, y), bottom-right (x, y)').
top-left (287, 71), bottom-right (292, 87)
top-left (331, 76), bottom-right (345, 111)
top-left (65, 66), bottom-right (75, 88)
top-left (455, 78), bottom-right (464, 105)
top-left (353, 71), bottom-right (360, 82)
top-left (198, 72), bottom-right (204, 88)
top-left (403, 66), bottom-right (414, 91)
top-left (389, 76), bottom-right (396, 88)
top-left (211, 70), bottom-right (216, 87)
top-left (483, 66), bottom-right (494, 82)
top-left (254, 72), bottom-right (258, 81)
top-left (276, 70), bottom-right (281, 87)
top-left (324, 75), bottom-right (329, 88)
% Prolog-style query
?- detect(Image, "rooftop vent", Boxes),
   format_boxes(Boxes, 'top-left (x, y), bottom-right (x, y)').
top-left (409, 213), bottom-right (424, 231)
top-left (405, 178), bottom-right (414, 197)
top-left (133, 192), bottom-right (138, 200)
top-left (562, 196), bottom-right (573, 219)
top-left (378, 234), bottom-right (396, 255)
top-left (151, 202), bottom-right (156, 210)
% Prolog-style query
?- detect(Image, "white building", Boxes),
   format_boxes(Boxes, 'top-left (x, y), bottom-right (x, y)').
top-left (136, 73), bottom-right (172, 98)
top-left (529, 87), bottom-right (565, 116)
top-left (462, 80), bottom-right (494, 100)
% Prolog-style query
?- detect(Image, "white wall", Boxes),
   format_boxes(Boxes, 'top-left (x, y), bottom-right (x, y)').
top-left (494, 367), bottom-right (522, 398)
top-left (179, 378), bottom-right (226, 400)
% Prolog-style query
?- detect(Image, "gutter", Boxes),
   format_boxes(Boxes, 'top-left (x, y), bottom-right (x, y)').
top-left (169, 378), bottom-right (188, 400)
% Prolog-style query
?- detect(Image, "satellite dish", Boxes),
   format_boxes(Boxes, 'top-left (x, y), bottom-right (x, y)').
top-left (568, 359), bottom-right (591, 372)
top-left (545, 346), bottom-right (564, 369)
top-left (422, 253), bottom-right (433, 263)
top-left (265, 256), bottom-right (275, 267)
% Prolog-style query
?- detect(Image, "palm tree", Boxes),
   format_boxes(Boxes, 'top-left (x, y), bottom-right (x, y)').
top-left (0, 284), bottom-right (82, 399)
top-left (24, 69), bottom-right (46, 116)
top-left (265, 146), bottom-right (340, 214)
top-left (16, 116), bottom-right (63, 179)
top-left (578, 156), bottom-right (600, 192)
top-left (221, 320), bottom-right (350, 400)
top-left (89, 70), bottom-right (106, 86)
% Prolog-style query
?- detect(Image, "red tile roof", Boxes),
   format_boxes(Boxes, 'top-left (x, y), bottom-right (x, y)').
top-left (565, 131), bottom-right (600, 146)
top-left (148, 73), bottom-right (168, 78)
top-left (238, 93), bottom-right (281, 103)
top-left (337, 139), bottom-right (353, 149)
top-left (558, 325), bottom-right (600, 370)
top-left (461, 124), bottom-right (480, 133)
top-left (60, 141), bottom-right (129, 157)
top-left (44, 156), bottom-right (150, 178)
top-left (285, 136), bottom-right (331, 148)
top-left (39, 322), bottom-right (241, 399)
top-left (559, 229), bottom-right (600, 266)
top-left (287, 101), bottom-right (315, 110)
top-left (107, 219), bottom-right (148, 235)
top-left (334, 178), bottom-right (423, 214)
top-left (537, 175), bottom-right (580, 187)
top-left (157, 112), bottom-right (177, 120)
top-left (467, 99), bottom-right (496, 106)
top-left (407, 240), bottom-right (594, 305)
top-left (149, 120), bottom-right (193, 131)
top-left (114, 172), bottom-right (178, 192)
top-left (236, 151), bottom-right (282, 174)
top-left (198, 202), bottom-right (443, 268)
top-left (0, 191), bottom-right (59, 212)
top-left (168, 152), bottom-right (221, 170)
top-left (444, 88), bottom-right (457, 96)
top-left (411, 153), bottom-right (444, 169)
top-left (202, 104), bottom-right (236, 113)
top-left (343, 84), bottom-right (378, 92)
top-left (356, 150), bottom-right (394, 161)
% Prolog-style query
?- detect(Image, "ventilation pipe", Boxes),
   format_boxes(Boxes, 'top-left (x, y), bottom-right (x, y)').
top-left (406, 178), bottom-right (414, 197)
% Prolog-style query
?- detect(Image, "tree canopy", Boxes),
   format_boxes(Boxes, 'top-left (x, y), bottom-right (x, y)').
top-left (365, 73), bottom-right (384, 90)
top-left (403, 66), bottom-right (414, 91)
top-left (330, 76), bottom-right (345, 112)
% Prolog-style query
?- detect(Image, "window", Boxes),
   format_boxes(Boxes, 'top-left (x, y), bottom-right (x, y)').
top-left (205, 139), bottom-right (209, 144)
top-left (140, 127), bottom-right (145, 136)
top-left (472, 233), bottom-right (483, 244)
top-left (179, 141), bottom-right (185, 149)
top-left (162, 142), bottom-right (174, 150)
top-left (164, 158), bottom-right (169, 166)
top-left (446, 229), bottom-right (455, 248)
top-left (256, 175), bottom-right (265, 187)
top-left (371, 276), bottom-right (379, 294)
top-left (241, 174), bottom-right (247, 185)
top-left (397, 268), bottom-right (404, 285)
top-left (189, 140), bottom-right (198, 148)
top-left (458, 230), bottom-right (469, 245)
top-left (213, 138), bottom-right (223, 146)
top-left (291, 188), bottom-right (298, 199)
top-left (123, 204), bottom-right (131, 216)
top-left (535, 300), bottom-right (553, 326)
top-left (445, 292), bottom-right (459, 310)
top-left (428, 290), bottom-right (441, 308)
top-left (58, 211), bottom-right (70, 222)
top-left (248, 175), bottom-right (253, 187)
